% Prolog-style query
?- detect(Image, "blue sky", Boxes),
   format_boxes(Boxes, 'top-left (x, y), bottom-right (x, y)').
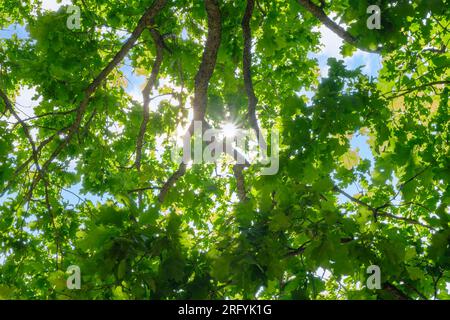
top-left (310, 25), bottom-right (383, 199)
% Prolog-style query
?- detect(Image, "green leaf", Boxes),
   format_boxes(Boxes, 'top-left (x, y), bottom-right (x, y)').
top-left (339, 150), bottom-right (360, 170)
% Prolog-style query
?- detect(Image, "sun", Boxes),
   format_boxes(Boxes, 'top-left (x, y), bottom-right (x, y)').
top-left (221, 122), bottom-right (237, 138)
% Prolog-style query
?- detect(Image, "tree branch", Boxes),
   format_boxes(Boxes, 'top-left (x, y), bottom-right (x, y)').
top-left (135, 24), bottom-right (165, 171)
top-left (1, 89), bottom-right (63, 266)
top-left (233, 164), bottom-right (248, 202)
top-left (242, 0), bottom-right (267, 152)
top-left (384, 80), bottom-right (449, 99)
top-left (158, 163), bottom-right (187, 202)
top-left (13, 108), bottom-right (77, 124)
top-left (296, 0), bottom-right (380, 53)
top-left (128, 185), bottom-right (161, 193)
top-left (0, 88), bottom-right (47, 194)
top-left (158, 0), bottom-right (222, 203)
top-left (191, 0), bottom-right (222, 123)
top-left (382, 282), bottom-right (412, 300)
top-left (333, 185), bottom-right (434, 230)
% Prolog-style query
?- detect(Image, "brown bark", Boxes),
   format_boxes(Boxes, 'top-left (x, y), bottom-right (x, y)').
top-left (28, 0), bottom-right (167, 197)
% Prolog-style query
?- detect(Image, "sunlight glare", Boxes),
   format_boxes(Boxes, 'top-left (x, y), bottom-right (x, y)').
top-left (221, 122), bottom-right (237, 138)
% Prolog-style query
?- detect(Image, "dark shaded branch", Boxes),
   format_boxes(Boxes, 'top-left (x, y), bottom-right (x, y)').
top-left (422, 45), bottom-right (447, 54)
top-left (286, 237), bottom-right (353, 257)
top-left (80, 108), bottom-right (98, 140)
top-left (0, 88), bottom-right (40, 169)
top-left (286, 240), bottom-right (312, 257)
top-left (334, 185), bottom-right (371, 210)
top-left (433, 271), bottom-right (443, 299)
top-left (14, 108), bottom-right (77, 124)
top-left (43, 180), bottom-right (60, 270)
top-left (382, 282), bottom-right (412, 300)
top-left (404, 281), bottom-right (428, 300)
top-left (158, 163), bottom-right (187, 202)
top-left (128, 185), bottom-right (161, 193)
top-left (333, 185), bottom-right (434, 230)
top-left (233, 164), bottom-right (248, 202)
top-left (1, 89), bottom-right (62, 265)
top-left (255, 0), bottom-right (267, 17)
top-left (0, 130), bottom-right (63, 196)
top-left (135, 25), bottom-right (165, 171)
top-left (0, 88), bottom-right (48, 200)
top-left (242, 0), bottom-right (267, 153)
top-left (191, 0), bottom-right (222, 123)
top-left (384, 80), bottom-right (449, 99)
top-left (376, 212), bottom-right (433, 230)
top-left (296, 0), bottom-right (380, 53)
top-left (393, 201), bottom-right (433, 214)
top-left (383, 166), bottom-right (430, 207)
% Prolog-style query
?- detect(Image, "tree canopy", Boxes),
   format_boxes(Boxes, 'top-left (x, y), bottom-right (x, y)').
top-left (0, 0), bottom-right (449, 300)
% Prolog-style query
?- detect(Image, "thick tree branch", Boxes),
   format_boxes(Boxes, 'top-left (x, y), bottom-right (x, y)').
top-left (233, 164), bottom-right (248, 202)
top-left (135, 25), bottom-right (165, 171)
top-left (12, 108), bottom-right (77, 125)
top-left (134, 27), bottom-right (164, 209)
top-left (382, 282), bottom-right (412, 300)
top-left (286, 237), bottom-right (353, 257)
top-left (128, 185), bottom-right (161, 193)
top-left (296, 0), bottom-right (380, 53)
top-left (286, 240), bottom-right (311, 257)
top-left (242, 0), bottom-right (266, 152)
top-left (158, 163), bottom-right (187, 202)
top-left (422, 45), bottom-right (447, 54)
top-left (404, 281), bottom-right (428, 300)
top-left (224, 0), bottom-right (273, 203)
top-left (192, 0), bottom-right (222, 123)
top-left (158, 0), bottom-right (221, 203)
top-left (379, 166), bottom-right (430, 210)
top-left (1, 89), bottom-right (62, 265)
top-left (0, 88), bottom-right (47, 193)
top-left (26, 0), bottom-right (167, 197)
top-left (43, 180), bottom-right (60, 270)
